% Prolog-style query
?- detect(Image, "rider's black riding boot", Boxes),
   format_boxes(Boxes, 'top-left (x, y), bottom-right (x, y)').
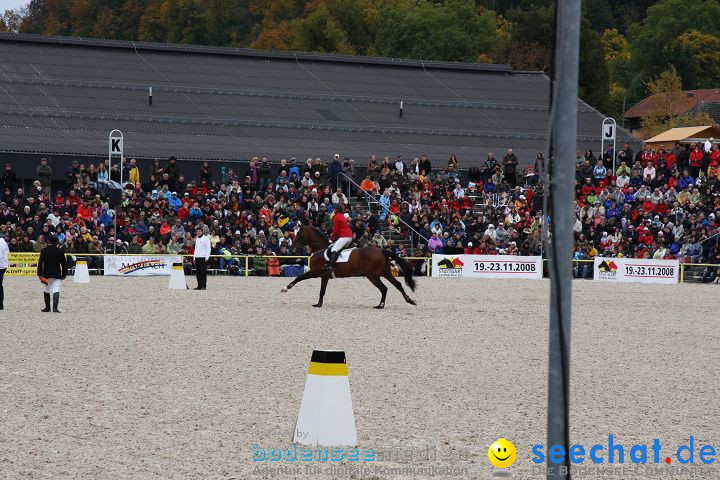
top-left (52, 292), bottom-right (61, 313)
top-left (325, 251), bottom-right (341, 273)
top-left (41, 292), bottom-right (51, 312)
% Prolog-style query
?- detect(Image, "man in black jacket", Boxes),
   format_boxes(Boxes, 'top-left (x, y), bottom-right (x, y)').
top-left (37, 235), bottom-right (69, 313)
top-left (502, 148), bottom-right (519, 187)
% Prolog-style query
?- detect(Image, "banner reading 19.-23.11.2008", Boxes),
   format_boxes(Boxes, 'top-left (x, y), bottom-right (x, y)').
top-left (432, 254), bottom-right (543, 279)
top-left (593, 257), bottom-right (679, 284)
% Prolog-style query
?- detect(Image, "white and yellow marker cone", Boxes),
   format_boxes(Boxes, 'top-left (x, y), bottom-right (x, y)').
top-left (73, 260), bottom-right (90, 283)
top-left (293, 350), bottom-right (357, 446)
top-left (168, 262), bottom-right (187, 290)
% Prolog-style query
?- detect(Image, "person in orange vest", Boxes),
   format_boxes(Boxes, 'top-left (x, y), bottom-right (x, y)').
top-left (267, 254), bottom-right (280, 276)
top-left (325, 204), bottom-right (353, 273)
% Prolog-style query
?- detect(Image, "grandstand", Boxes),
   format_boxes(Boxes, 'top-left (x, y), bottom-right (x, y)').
top-left (0, 33), bottom-right (636, 178)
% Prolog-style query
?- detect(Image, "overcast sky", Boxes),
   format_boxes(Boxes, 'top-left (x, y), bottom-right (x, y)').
top-left (1, 0), bottom-right (25, 11)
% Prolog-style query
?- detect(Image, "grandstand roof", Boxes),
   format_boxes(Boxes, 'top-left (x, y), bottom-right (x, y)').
top-left (0, 33), bottom-right (636, 166)
top-left (645, 125), bottom-right (720, 145)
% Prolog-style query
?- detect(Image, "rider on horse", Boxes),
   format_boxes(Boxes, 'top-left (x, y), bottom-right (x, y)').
top-left (325, 204), bottom-right (353, 273)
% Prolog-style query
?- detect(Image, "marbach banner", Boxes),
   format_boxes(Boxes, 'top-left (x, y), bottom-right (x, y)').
top-left (432, 254), bottom-right (542, 279)
top-left (104, 255), bottom-right (181, 276)
top-left (593, 257), bottom-right (679, 284)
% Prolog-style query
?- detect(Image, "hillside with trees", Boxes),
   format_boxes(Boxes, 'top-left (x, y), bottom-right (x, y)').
top-left (2, 0), bottom-right (719, 123)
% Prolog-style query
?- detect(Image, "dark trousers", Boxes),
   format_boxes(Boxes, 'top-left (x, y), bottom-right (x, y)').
top-left (195, 258), bottom-right (207, 288)
top-left (0, 268), bottom-right (5, 307)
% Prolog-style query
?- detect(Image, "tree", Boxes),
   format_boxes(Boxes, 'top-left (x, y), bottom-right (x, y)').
top-left (161, 0), bottom-right (207, 45)
top-left (600, 28), bottom-right (629, 64)
top-left (671, 30), bottom-right (720, 90)
top-left (578, 18), bottom-right (609, 111)
top-left (490, 14), bottom-right (512, 64)
top-left (505, 4), bottom-right (553, 70)
top-left (203, 0), bottom-right (253, 46)
top-left (628, 0), bottom-right (720, 97)
top-left (0, 8), bottom-right (24, 32)
top-left (138, 0), bottom-right (166, 42)
top-left (582, 0), bottom-right (615, 33)
top-left (374, 0), bottom-right (496, 63)
top-left (19, 0), bottom-right (50, 34)
top-left (251, 20), bottom-right (296, 50)
top-left (638, 67), bottom-right (715, 139)
top-left (506, 5), bottom-right (609, 111)
top-left (250, 0), bottom-right (408, 55)
top-left (601, 28), bottom-right (631, 118)
top-left (290, 5), bottom-right (355, 54)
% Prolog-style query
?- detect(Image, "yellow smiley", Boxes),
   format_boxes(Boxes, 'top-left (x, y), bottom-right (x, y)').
top-left (488, 438), bottom-right (516, 468)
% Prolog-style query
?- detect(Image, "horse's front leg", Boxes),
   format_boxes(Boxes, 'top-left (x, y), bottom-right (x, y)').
top-left (313, 276), bottom-right (329, 307)
top-left (281, 269), bottom-right (318, 292)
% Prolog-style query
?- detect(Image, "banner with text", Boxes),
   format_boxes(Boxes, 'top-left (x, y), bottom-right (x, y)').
top-left (104, 255), bottom-right (181, 276)
top-left (432, 254), bottom-right (542, 279)
top-left (593, 257), bottom-right (679, 284)
top-left (6, 252), bottom-right (40, 276)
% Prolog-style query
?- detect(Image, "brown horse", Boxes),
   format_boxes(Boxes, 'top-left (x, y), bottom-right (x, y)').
top-left (280, 224), bottom-right (417, 308)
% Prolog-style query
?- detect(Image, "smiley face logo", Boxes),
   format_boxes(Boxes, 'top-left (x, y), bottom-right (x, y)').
top-left (488, 438), bottom-right (516, 468)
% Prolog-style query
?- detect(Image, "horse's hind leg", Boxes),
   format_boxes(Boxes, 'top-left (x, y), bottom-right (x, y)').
top-left (383, 271), bottom-right (416, 305)
top-left (367, 276), bottom-right (388, 309)
top-left (313, 276), bottom-right (329, 307)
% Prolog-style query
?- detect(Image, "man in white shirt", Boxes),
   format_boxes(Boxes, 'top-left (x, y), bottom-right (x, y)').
top-left (331, 187), bottom-right (347, 206)
top-left (394, 155), bottom-right (404, 175)
top-left (0, 235), bottom-right (8, 310)
top-left (193, 227), bottom-right (211, 290)
top-left (616, 172), bottom-right (630, 188)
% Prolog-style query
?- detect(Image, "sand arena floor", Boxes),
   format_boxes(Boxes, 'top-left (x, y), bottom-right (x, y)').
top-left (0, 276), bottom-right (718, 479)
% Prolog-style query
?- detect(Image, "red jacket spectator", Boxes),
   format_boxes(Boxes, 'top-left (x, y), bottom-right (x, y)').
top-left (177, 204), bottom-right (189, 220)
top-left (664, 152), bottom-right (676, 169)
top-left (641, 151), bottom-right (654, 166)
top-left (709, 149), bottom-right (720, 169)
top-left (638, 230), bottom-right (653, 245)
top-left (464, 244), bottom-right (480, 255)
top-left (67, 192), bottom-right (80, 207)
top-left (76, 202), bottom-right (92, 221)
top-left (689, 147), bottom-right (703, 167)
top-left (581, 182), bottom-right (595, 196)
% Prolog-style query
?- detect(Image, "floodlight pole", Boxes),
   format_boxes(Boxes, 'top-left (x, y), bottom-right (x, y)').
top-left (547, 1), bottom-right (580, 479)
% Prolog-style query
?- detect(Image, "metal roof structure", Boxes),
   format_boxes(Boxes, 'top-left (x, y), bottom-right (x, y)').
top-left (0, 33), bottom-right (636, 166)
top-left (644, 125), bottom-right (720, 145)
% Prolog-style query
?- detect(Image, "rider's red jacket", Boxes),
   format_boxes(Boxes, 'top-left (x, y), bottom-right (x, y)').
top-left (330, 213), bottom-right (353, 241)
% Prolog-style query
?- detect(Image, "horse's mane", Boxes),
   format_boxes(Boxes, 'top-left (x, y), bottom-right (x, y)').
top-left (307, 225), bottom-right (329, 242)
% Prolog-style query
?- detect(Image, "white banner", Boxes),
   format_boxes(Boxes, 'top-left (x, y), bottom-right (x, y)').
top-left (432, 254), bottom-right (542, 279)
top-left (104, 255), bottom-right (181, 276)
top-left (593, 257), bottom-right (679, 284)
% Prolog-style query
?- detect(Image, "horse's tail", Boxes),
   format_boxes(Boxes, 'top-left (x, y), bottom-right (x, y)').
top-left (382, 250), bottom-right (416, 292)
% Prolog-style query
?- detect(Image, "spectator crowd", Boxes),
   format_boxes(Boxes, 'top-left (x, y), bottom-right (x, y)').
top-left (0, 140), bottom-right (719, 280)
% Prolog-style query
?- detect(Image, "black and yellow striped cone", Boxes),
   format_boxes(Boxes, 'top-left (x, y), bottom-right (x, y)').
top-left (168, 262), bottom-right (187, 290)
top-left (293, 350), bottom-right (357, 446)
